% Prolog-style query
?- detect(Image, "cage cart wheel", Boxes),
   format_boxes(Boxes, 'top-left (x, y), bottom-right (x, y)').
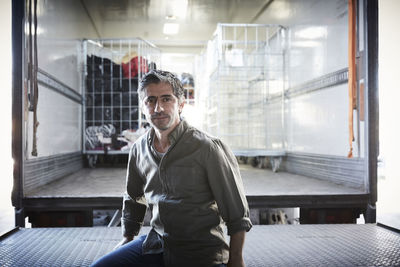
top-left (250, 157), bottom-right (259, 167)
top-left (87, 155), bottom-right (98, 168)
top-left (270, 156), bottom-right (282, 172)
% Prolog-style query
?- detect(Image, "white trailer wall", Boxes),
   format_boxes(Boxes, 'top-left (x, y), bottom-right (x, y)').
top-left (25, 0), bottom-right (98, 158)
top-left (198, 1), bottom-right (359, 158)
top-left (248, 0), bottom-right (367, 190)
top-left (285, 3), bottom-right (354, 156)
top-left (256, 0), bottom-right (361, 158)
top-left (23, 0), bottom-right (99, 193)
top-left (193, 1), bottom-right (367, 189)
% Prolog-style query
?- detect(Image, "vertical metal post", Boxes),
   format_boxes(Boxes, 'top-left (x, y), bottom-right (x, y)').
top-left (363, 0), bottom-right (379, 223)
top-left (137, 40), bottom-right (140, 129)
top-left (131, 40), bottom-right (134, 130)
top-left (110, 40), bottom-right (114, 127)
top-left (12, 0), bottom-right (25, 227)
top-left (281, 26), bottom-right (286, 150)
top-left (356, 0), bottom-right (362, 158)
top-left (81, 40), bottom-right (87, 154)
top-left (233, 25), bottom-right (237, 49)
top-left (255, 26), bottom-right (258, 51)
top-left (119, 40), bottom-right (123, 133)
top-left (244, 26), bottom-right (248, 50)
top-left (91, 44), bottom-right (94, 128)
top-left (100, 40), bottom-right (104, 125)
top-left (127, 40), bottom-right (131, 130)
top-left (218, 24), bottom-right (223, 63)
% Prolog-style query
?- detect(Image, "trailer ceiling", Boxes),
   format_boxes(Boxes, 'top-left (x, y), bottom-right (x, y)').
top-left (79, 0), bottom-right (347, 52)
top-left (80, 0), bottom-right (272, 50)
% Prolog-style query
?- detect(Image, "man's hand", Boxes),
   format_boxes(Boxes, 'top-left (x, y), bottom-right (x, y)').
top-left (113, 236), bottom-right (133, 250)
top-left (227, 255), bottom-right (245, 267)
top-left (227, 230), bottom-right (246, 267)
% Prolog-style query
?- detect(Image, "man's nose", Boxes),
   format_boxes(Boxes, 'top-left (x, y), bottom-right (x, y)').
top-left (154, 99), bottom-right (163, 112)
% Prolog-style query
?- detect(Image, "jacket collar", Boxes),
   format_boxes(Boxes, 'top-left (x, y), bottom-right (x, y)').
top-left (147, 119), bottom-right (188, 147)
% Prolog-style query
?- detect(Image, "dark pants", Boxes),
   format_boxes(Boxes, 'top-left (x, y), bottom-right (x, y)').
top-left (90, 235), bottom-right (226, 267)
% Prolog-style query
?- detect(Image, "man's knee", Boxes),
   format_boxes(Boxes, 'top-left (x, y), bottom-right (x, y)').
top-left (91, 235), bottom-right (147, 266)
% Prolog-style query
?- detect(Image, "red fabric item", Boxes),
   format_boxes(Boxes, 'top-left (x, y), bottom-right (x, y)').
top-left (121, 56), bottom-right (149, 78)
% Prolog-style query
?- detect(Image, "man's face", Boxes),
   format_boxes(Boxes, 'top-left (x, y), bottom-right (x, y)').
top-left (142, 82), bottom-right (184, 132)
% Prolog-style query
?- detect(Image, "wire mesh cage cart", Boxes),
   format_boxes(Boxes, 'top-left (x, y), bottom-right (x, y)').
top-left (83, 38), bottom-right (161, 166)
top-left (201, 24), bottom-right (287, 171)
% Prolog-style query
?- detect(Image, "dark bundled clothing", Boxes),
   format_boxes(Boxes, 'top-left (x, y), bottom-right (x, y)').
top-left (86, 78), bottom-right (139, 93)
top-left (86, 55), bottom-right (122, 79)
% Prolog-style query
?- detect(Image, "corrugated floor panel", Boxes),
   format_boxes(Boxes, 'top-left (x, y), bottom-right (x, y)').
top-left (0, 224), bottom-right (399, 266)
top-left (26, 165), bottom-right (364, 198)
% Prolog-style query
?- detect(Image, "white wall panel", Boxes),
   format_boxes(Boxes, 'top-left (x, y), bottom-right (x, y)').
top-left (287, 22), bottom-right (347, 88)
top-left (25, 0), bottom-right (97, 159)
top-left (37, 40), bottom-right (82, 92)
top-left (285, 84), bottom-right (350, 156)
top-left (37, 0), bottom-right (98, 39)
top-left (280, 0), bottom-right (352, 157)
top-left (35, 0), bottom-right (98, 90)
top-left (26, 85), bottom-right (81, 158)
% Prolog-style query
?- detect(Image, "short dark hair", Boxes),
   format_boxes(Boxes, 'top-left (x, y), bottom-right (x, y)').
top-left (138, 70), bottom-right (185, 103)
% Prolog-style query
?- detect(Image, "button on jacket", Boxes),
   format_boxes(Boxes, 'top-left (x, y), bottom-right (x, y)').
top-left (122, 120), bottom-right (252, 267)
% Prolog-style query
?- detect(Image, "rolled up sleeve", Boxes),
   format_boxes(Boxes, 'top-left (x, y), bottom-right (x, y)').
top-left (121, 146), bottom-right (147, 237)
top-left (206, 140), bottom-right (252, 236)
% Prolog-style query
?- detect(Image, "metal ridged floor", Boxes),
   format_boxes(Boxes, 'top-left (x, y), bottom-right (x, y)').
top-left (0, 224), bottom-right (399, 266)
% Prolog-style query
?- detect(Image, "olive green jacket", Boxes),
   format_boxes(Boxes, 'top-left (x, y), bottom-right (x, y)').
top-left (122, 120), bottom-right (252, 267)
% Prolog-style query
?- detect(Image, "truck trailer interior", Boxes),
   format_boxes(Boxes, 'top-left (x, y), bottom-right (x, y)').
top-left (2, 0), bottom-right (399, 266)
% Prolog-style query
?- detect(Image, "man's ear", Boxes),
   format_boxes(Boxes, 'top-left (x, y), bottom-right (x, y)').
top-left (179, 100), bottom-right (185, 114)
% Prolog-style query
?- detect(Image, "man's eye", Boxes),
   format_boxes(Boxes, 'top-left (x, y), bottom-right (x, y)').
top-left (162, 97), bottom-right (172, 102)
top-left (146, 98), bottom-right (156, 105)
